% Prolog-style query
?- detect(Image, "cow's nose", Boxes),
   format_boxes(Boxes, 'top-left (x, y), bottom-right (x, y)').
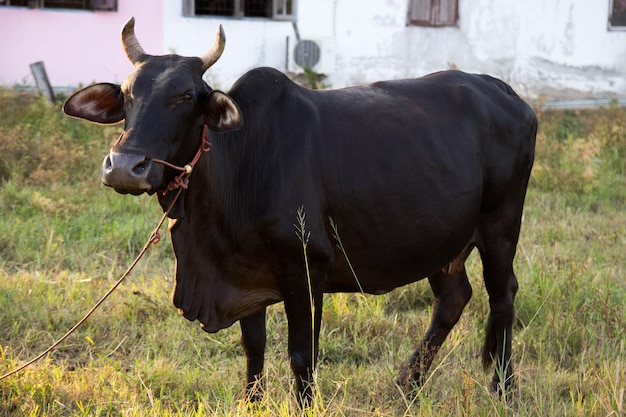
top-left (102, 151), bottom-right (153, 193)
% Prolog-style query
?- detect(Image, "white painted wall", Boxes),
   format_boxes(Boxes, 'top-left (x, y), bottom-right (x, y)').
top-left (162, 1), bottom-right (294, 90)
top-left (163, 0), bottom-right (626, 100)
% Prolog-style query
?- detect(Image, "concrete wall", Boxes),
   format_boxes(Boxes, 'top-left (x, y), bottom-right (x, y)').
top-left (460, 0), bottom-right (626, 99)
top-left (294, 0), bottom-right (626, 100)
top-left (164, 0), bottom-right (626, 100)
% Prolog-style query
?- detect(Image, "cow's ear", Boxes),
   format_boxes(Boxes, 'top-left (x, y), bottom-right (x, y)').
top-left (63, 83), bottom-right (124, 124)
top-left (204, 90), bottom-right (243, 132)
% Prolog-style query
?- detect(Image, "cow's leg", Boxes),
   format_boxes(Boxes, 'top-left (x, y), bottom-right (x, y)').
top-left (398, 269), bottom-right (473, 390)
top-left (477, 209), bottom-right (523, 395)
top-left (239, 308), bottom-right (267, 401)
top-left (282, 281), bottom-right (324, 404)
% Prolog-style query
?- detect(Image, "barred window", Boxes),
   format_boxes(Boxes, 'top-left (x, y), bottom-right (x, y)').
top-left (184, 0), bottom-right (295, 20)
top-left (0, 0), bottom-right (117, 10)
top-left (0, 0), bottom-right (29, 5)
top-left (407, 0), bottom-right (458, 27)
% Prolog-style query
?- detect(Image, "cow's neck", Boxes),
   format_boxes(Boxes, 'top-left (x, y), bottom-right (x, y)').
top-left (163, 135), bottom-right (283, 332)
top-left (166, 120), bottom-right (278, 259)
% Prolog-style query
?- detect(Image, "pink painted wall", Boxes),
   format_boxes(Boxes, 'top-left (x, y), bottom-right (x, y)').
top-left (0, 1), bottom-right (162, 88)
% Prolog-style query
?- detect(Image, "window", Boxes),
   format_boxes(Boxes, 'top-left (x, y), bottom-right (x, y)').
top-left (609, 0), bottom-right (626, 29)
top-left (0, 0), bottom-right (117, 10)
top-left (0, 0), bottom-right (30, 5)
top-left (43, 0), bottom-right (90, 8)
top-left (407, 0), bottom-right (458, 27)
top-left (184, 0), bottom-right (295, 20)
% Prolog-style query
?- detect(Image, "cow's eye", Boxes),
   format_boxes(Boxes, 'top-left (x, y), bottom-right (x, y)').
top-left (177, 93), bottom-right (194, 105)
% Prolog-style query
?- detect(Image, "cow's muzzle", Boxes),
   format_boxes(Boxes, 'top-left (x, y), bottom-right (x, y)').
top-left (102, 151), bottom-right (155, 195)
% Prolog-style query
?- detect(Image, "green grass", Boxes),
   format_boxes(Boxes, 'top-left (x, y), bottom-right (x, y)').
top-left (0, 91), bottom-right (624, 415)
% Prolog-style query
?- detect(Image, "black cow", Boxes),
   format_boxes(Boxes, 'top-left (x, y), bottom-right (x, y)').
top-left (63, 18), bottom-right (536, 403)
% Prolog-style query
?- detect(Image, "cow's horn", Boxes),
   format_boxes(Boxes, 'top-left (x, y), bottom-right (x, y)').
top-left (121, 17), bottom-right (146, 65)
top-left (200, 25), bottom-right (226, 71)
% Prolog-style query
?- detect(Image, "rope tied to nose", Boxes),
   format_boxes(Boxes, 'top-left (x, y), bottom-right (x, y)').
top-left (152, 123), bottom-right (212, 195)
top-left (0, 122), bottom-right (211, 382)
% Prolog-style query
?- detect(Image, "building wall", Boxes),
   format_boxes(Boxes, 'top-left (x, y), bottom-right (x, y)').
top-left (294, 0), bottom-right (626, 99)
top-left (162, 1), bottom-right (294, 90)
top-left (0, 1), bottom-right (162, 87)
top-left (2, 0), bottom-right (625, 101)
top-left (163, 0), bottom-right (626, 100)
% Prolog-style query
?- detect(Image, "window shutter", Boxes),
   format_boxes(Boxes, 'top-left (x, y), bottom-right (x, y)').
top-left (433, 0), bottom-right (457, 26)
top-left (407, 0), bottom-right (432, 26)
top-left (408, 0), bottom-right (458, 27)
top-left (610, 0), bottom-right (626, 28)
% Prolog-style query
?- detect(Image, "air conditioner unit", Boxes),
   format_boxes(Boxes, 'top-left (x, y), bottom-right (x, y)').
top-left (286, 36), bottom-right (336, 75)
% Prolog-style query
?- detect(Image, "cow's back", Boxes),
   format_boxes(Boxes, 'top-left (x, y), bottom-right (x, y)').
top-left (223, 68), bottom-right (536, 294)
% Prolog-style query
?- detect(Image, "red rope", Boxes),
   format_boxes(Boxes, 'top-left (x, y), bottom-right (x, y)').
top-left (152, 124), bottom-right (212, 195)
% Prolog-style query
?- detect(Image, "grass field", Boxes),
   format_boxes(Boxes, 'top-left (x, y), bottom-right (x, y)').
top-left (0, 89), bottom-right (624, 416)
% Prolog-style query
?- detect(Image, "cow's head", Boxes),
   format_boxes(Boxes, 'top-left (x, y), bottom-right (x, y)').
top-left (63, 17), bottom-right (242, 197)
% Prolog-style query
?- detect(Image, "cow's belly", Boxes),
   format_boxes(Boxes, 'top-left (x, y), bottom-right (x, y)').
top-left (323, 189), bottom-right (480, 294)
top-left (325, 232), bottom-right (473, 294)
